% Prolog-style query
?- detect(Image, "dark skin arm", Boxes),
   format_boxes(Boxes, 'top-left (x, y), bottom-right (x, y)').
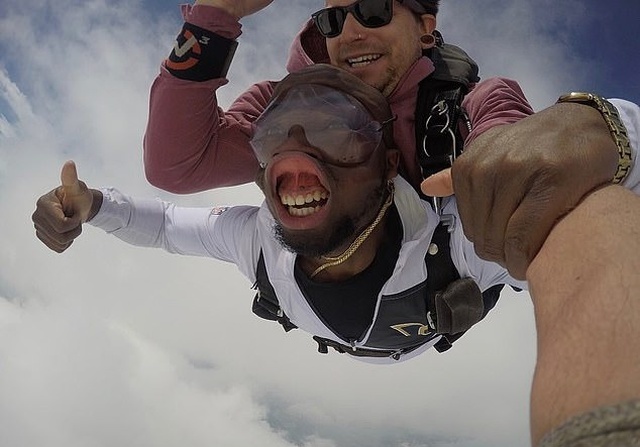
top-left (526, 184), bottom-right (640, 444)
top-left (421, 102), bottom-right (619, 280)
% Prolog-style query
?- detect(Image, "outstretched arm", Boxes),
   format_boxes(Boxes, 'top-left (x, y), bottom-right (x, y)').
top-left (527, 184), bottom-right (640, 445)
top-left (33, 162), bottom-right (261, 270)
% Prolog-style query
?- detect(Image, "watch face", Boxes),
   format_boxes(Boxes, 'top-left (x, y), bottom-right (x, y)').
top-left (558, 92), bottom-right (594, 103)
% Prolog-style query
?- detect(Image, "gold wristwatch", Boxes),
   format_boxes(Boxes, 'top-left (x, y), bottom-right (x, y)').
top-left (557, 92), bottom-right (633, 184)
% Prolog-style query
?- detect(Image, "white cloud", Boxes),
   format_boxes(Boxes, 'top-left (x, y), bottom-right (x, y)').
top-left (1, 0), bottom-right (594, 445)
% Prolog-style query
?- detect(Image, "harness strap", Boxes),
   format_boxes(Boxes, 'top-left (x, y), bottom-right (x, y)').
top-left (252, 253), bottom-right (297, 332)
top-left (312, 336), bottom-right (425, 361)
top-left (416, 81), bottom-right (467, 181)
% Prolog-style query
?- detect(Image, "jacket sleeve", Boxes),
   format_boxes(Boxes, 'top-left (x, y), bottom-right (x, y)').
top-left (89, 187), bottom-right (261, 266)
top-left (143, 4), bottom-right (274, 193)
top-left (462, 77), bottom-right (535, 145)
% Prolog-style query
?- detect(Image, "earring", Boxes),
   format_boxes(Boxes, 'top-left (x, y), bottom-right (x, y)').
top-left (420, 34), bottom-right (435, 47)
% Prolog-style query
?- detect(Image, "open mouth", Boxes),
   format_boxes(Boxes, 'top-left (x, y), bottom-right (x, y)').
top-left (267, 152), bottom-right (332, 229)
top-left (277, 171), bottom-right (330, 217)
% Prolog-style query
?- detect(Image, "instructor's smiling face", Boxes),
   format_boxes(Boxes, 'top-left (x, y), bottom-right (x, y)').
top-left (323, 0), bottom-right (432, 96)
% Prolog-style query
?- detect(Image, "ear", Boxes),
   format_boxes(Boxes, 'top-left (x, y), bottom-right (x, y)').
top-left (418, 14), bottom-right (437, 49)
top-left (385, 149), bottom-right (400, 179)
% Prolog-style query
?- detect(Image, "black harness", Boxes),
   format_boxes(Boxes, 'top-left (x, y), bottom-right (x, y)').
top-left (253, 225), bottom-right (501, 360)
top-left (251, 34), bottom-right (503, 359)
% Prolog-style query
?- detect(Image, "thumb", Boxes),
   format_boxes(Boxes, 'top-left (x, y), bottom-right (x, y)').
top-left (60, 160), bottom-right (85, 216)
top-left (61, 160), bottom-right (81, 193)
top-left (420, 168), bottom-right (454, 197)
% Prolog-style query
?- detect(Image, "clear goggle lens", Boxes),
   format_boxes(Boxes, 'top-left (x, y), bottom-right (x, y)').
top-left (251, 85), bottom-right (387, 167)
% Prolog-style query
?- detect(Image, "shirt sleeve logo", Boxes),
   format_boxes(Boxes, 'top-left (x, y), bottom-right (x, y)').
top-left (210, 206), bottom-right (230, 216)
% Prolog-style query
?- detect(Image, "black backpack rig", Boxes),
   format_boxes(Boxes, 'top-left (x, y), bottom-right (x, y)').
top-left (252, 32), bottom-right (504, 358)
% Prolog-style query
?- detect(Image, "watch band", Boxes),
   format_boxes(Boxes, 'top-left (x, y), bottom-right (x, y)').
top-left (557, 92), bottom-right (633, 184)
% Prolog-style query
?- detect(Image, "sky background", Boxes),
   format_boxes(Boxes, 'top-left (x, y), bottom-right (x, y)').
top-left (0, 1), bottom-right (638, 446)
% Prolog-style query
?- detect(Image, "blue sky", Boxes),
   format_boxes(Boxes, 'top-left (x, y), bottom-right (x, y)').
top-left (0, 1), bottom-right (638, 447)
top-left (572, 0), bottom-right (639, 102)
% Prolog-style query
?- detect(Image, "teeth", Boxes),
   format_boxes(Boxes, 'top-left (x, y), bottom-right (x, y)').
top-left (279, 190), bottom-right (328, 217)
top-left (348, 54), bottom-right (380, 66)
top-left (288, 206), bottom-right (322, 217)
top-left (280, 191), bottom-right (328, 206)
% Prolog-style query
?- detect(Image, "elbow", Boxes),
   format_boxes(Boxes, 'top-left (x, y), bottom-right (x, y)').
top-left (143, 136), bottom-right (199, 194)
top-left (144, 164), bottom-right (197, 194)
top-left (144, 166), bottom-right (178, 192)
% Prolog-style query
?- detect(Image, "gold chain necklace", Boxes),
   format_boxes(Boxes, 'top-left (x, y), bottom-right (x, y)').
top-left (309, 183), bottom-right (394, 279)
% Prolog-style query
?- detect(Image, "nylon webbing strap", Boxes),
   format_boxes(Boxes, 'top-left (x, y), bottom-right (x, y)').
top-left (252, 252), bottom-right (297, 332)
top-left (424, 222), bottom-right (463, 352)
top-left (415, 80), bottom-right (466, 182)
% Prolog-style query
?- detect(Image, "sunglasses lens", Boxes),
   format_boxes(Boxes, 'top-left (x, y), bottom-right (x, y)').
top-left (312, 0), bottom-right (393, 38)
top-left (313, 8), bottom-right (345, 38)
top-left (355, 0), bottom-right (393, 27)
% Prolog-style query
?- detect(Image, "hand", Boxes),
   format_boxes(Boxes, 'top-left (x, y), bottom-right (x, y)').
top-left (32, 161), bottom-right (98, 253)
top-left (421, 103), bottom-right (619, 280)
top-left (194, 0), bottom-right (274, 19)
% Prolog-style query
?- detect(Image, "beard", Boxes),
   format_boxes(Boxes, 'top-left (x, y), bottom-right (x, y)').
top-left (273, 179), bottom-right (388, 258)
top-left (274, 215), bottom-right (356, 258)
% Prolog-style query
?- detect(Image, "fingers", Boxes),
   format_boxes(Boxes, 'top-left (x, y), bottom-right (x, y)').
top-left (32, 188), bottom-right (83, 253)
top-left (34, 225), bottom-right (81, 253)
top-left (420, 168), bottom-right (454, 197)
top-left (504, 183), bottom-right (577, 280)
top-left (453, 155), bottom-right (529, 273)
top-left (451, 160), bottom-right (478, 244)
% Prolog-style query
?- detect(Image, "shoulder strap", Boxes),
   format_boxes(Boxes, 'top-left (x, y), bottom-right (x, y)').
top-left (414, 38), bottom-right (504, 351)
top-left (427, 32), bottom-right (480, 88)
top-left (416, 33), bottom-right (479, 188)
top-left (251, 251), bottom-right (297, 332)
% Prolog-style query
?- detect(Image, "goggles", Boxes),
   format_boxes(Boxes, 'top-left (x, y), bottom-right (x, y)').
top-left (312, 0), bottom-right (430, 38)
top-left (250, 84), bottom-right (392, 167)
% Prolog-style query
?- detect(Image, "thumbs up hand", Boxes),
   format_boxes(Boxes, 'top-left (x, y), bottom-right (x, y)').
top-left (32, 161), bottom-right (101, 253)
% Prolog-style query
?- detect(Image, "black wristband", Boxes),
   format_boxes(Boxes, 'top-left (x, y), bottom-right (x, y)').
top-left (165, 22), bottom-right (238, 81)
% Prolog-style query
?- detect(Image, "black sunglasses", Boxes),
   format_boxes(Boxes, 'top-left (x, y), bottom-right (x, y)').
top-left (312, 0), bottom-right (394, 38)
